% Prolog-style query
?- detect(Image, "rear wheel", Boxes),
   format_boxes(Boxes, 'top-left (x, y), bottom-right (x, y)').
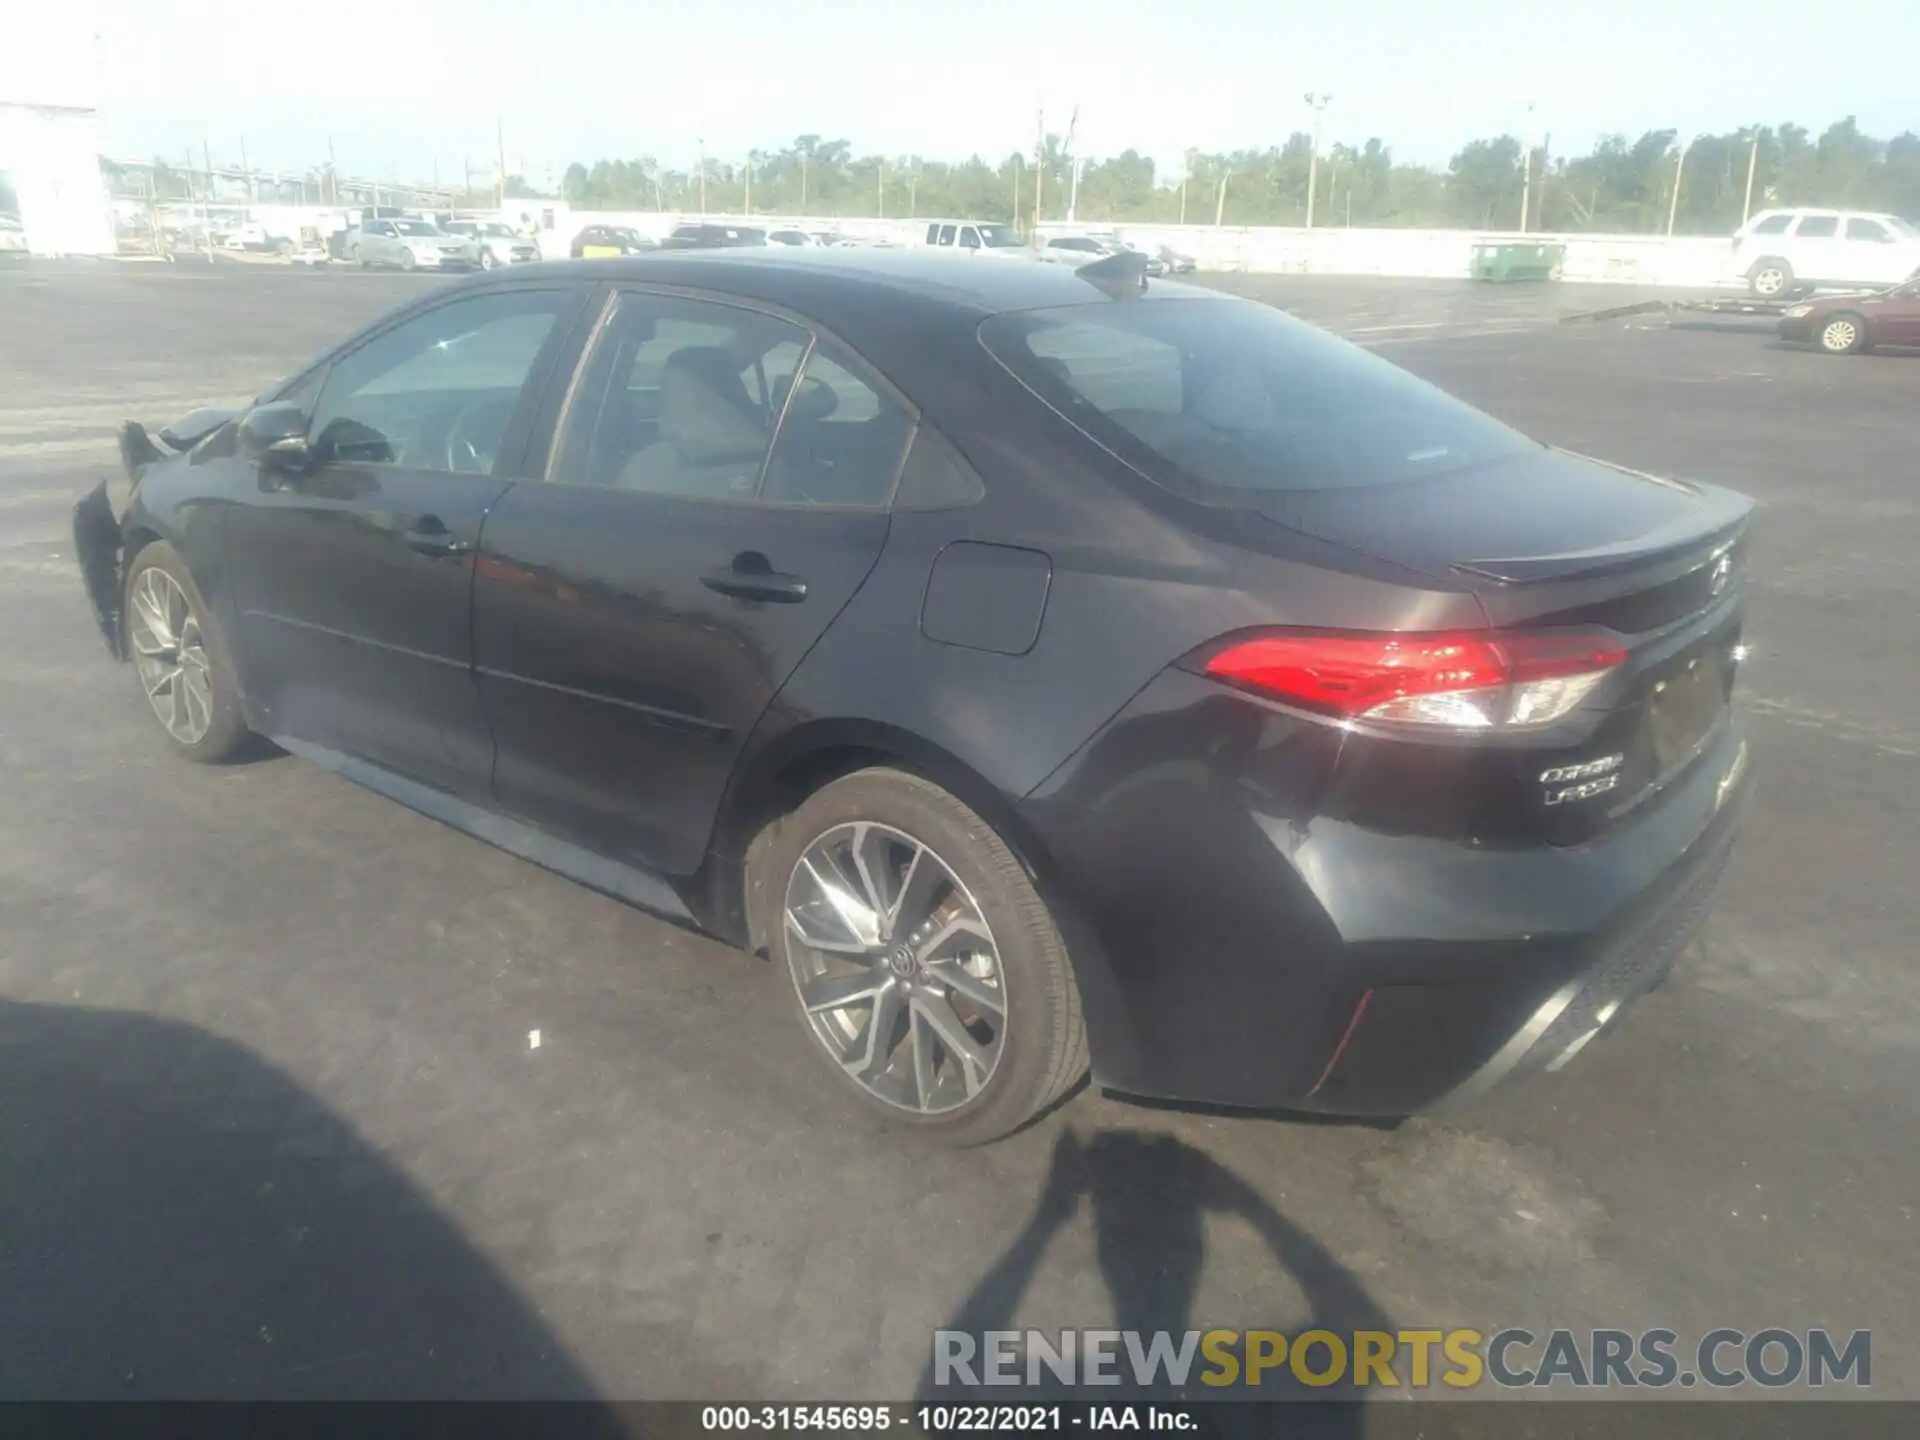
top-left (1748, 258), bottom-right (1794, 298)
top-left (755, 768), bottom-right (1087, 1146)
top-left (1817, 312), bottom-right (1868, 355)
top-left (123, 541), bottom-right (251, 762)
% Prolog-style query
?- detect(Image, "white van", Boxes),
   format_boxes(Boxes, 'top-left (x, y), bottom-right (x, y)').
top-left (1733, 208), bottom-right (1920, 298)
top-left (920, 220), bottom-right (1032, 256)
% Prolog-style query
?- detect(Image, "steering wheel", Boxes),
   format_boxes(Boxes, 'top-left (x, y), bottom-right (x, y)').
top-left (443, 395), bottom-right (509, 474)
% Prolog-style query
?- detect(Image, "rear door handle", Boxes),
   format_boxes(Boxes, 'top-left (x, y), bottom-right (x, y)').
top-left (702, 558), bottom-right (808, 603)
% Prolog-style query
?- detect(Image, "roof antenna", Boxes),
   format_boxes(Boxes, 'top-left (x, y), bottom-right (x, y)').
top-left (1075, 251), bottom-right (1150, 298)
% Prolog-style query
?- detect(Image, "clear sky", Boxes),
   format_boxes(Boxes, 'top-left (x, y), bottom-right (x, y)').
top-left (20, 0), bottom-right (1917, 183)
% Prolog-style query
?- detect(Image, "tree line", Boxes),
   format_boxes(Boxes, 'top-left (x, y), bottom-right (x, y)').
top-left (557, 119), bottom-right (1919, 233)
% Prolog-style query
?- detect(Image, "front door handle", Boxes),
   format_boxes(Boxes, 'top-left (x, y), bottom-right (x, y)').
top-left (702, 553), bottom-right (808, 603)
top-left (402, 524), bottom-right (471, 557)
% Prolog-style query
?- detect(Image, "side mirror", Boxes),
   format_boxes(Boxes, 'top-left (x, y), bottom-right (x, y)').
top-left (239, 402), bottom-right (313, 471)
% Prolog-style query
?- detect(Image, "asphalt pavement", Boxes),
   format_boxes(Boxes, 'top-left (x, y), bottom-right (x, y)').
top-left (1, 259), bottom-right (1916, 1403)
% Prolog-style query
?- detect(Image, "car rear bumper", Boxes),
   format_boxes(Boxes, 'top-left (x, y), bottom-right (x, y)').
top-left (1019, 669), bottom-right (1752, 1116)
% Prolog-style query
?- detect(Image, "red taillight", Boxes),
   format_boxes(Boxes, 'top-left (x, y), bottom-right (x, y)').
top-left (1200, 630), bottom-right (1627, 730)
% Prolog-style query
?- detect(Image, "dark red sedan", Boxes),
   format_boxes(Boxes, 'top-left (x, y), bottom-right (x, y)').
top-left (1778, 279), bottom-right (1920, 354)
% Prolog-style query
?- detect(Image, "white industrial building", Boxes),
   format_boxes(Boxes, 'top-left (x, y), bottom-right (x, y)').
top-left (2, 12), bottom-right (117, 256)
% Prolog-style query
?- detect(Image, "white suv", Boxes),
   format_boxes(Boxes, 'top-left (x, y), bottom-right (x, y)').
top-left (1733, 208), bottom-right (1920, 298)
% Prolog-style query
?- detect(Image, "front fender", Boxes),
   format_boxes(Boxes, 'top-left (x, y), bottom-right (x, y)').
top-left (72, 481), bottom-right (126, 658)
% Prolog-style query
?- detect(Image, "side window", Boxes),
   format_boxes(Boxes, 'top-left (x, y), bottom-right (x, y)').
top-left (959, 226), bottom-right (982, 250)
top-left (1793, 215), bottom-right (1839, 238)
top-left (306, 288), bottom-right (573, 475)
top-left (925, 223), bottom-right (940, 244)
top-left (937, 224), bottom-right (957, 245)
top-left (1025, 321), bottom-right (1184, 417)
top-left (1846, 218), bottom-right (1891, 243)
top-left (550, 293), bottom-right (804, 497)
top-left (760, 341), bottom-right (914, 508)
top-left (1749, 214), bottom-right (1793, 236)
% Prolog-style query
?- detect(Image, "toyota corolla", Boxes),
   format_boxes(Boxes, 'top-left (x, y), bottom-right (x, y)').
top-left (71, 250), bottom-right (1753, 1144)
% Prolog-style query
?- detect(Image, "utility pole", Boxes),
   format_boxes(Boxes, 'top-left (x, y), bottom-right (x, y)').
top-left (877, 156), bottom-right (885, 218)
top-left (1033, 103), bottom-right (1046, 230)
top-left (909, 161), bottom-right (918, 218)
top-left (1667, 136), bottom-right (1691, 237)
top-left (239, 135), bottom-right (253, 201)
top-left (744, 154), bottom-right (752, 214)
top-left (1303, 92), bottom-right (1331, 228)
top-left (1065, 105), bottom-right (1081, 222)
top-left (495, 114), bottom-right (507, 209)
top-left (202, 139), bottom-right (214, 256)
top-left (1742, 128), bottom-right (1761, 225)
top-left (800, 151), bottom-right (808, 210)
top-left (1214, 170), bottom-right (1229, 226)
top-left (697, 137), bottom-right (707, 215)
top-left (1012, 154), bottom-right (1021, 232)
top-left (1178, 168), bottom-right (1187, 225)
top-left (1518, 102), bottom-right (1535, 233)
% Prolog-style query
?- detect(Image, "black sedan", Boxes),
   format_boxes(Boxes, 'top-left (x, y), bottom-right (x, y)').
top-left (571, 224), bottom-right (656, 259)
top-left (71, 249), bottom-right (1754, 1144)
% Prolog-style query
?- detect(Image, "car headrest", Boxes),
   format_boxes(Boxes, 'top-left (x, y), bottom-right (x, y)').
top-left (659, 347), bottom-right (766, 464)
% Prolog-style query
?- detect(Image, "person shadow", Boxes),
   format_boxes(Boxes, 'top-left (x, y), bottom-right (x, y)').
top-left (0, 997), bottom-right (624, 1418)
top-left (918, 1127), bottom-right (1397, 1437)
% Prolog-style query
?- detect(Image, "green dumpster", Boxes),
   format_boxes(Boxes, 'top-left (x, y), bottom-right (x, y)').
top-left (1470, 241), bottom-right (1565, 283)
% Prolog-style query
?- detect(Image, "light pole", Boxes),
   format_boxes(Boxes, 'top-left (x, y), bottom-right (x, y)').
top-left (1518, 102), bottom-right (1536, 233)
top-left (1303, 92), bottom-right (1331, 228)
top-left (697, 137), bottom-right (707, 215)
top-left (1742, 127), bottom-right (1762, 225)
top-left (1666, 135), bottom-right (1691, 237)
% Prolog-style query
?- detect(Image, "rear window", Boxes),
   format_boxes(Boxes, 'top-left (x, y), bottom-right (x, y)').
top-left (979, 299), bottom-right (1533, 498)
top-left (1748, 214), bottom-right (1793, 236)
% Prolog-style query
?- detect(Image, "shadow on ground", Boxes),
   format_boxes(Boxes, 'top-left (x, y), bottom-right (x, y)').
top-left (919, 1126), bottom-right (1396, 1431)
top-left (0, 998), bottom-right (620, 1409)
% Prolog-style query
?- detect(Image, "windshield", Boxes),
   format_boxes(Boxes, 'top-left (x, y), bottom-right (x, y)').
top-left (980, 298), bottom-right (1535, 498)
top-left (478, 223), bottom-right (515, 237)
top-left (977, 223), bottom-right (1023, 248)
top-left (393, 221), bottom-right (441, 236)
top-left (1886, 216), bottom-right (1919, 239)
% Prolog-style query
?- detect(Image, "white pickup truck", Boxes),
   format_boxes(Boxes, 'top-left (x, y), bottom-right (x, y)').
top-left (919, 219), bottom-right (1033, 256)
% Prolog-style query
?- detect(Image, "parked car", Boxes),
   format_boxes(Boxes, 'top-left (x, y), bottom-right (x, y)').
top-left (347, 218), bottom-right (481, 272)
top-left (1157, 245), bottom-right (1198, 275)
top-left (921, 219), bottom-right (1031, 256)
top-left (660, 223), bottom-right (767, 249)
top-left (444, 219), bottom-right (543, 268)
top-left (71, 249), bottom-right (1753, 1146)
top-left (766, 228), bottom-right (817, 247)
top-left (0, 212), bottom-right (26, 257)
top-left (1732, 208), bottom-right (1920, 298)
top-left (571, 224), bottom-right (655, 259)
top-left (1037, 233), bottom-right (1122, 265)
top-left (1777, 277), bottom-right (1920, 353)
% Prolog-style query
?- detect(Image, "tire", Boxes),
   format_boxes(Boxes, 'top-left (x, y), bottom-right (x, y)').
top-left (350, 246), bottom-right (367, 267)
top-left (480, 249), bottom-right (498, 271)
top-left (122, 540), bottom-right (252, 763)
top-left (1748, 258), bottom-right (1793, 298)
top-left (398, 250), bottom-right (417, 273)
top-left (753, 767), bottom-right (1088, 1146)
top-left (1817, 311), bottom-right (1869, 355)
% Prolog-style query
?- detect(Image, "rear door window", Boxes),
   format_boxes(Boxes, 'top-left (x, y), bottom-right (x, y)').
top-left (980, 298), bottom-right (1533, 497)
top-left (1794, 216), bottom-right (1839, 238)
top-left (1747, 214), bottom-right (1792, 236)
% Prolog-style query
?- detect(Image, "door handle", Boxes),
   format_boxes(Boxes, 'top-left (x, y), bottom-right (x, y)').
top-left (402, 527), bottom-right (472, 557)
top-left (702, 553), bottom-right (808, 603)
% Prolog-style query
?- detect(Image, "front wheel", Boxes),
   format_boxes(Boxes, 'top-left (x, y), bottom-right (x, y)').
top-left (480, 249), bottom-right (498, 270)
top-left (123, 540), bottom-right (252, 762)
top-left (398, 250), bottom-right (417, 272)
top-left (755, 768), bottom-right (1088, 1146)
top-left (1818, 312), bottom-right (1869, 354)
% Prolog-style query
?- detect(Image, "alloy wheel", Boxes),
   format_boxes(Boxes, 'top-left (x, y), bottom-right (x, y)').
top-left (1754, 267), bottom-right (1785, 296)
top-left (127, 567), bottom-right (214, 745)
top-left (1821, 318), bottom-right (1859, 352)
top-left (782, 821), bottom-right (1007, 1115)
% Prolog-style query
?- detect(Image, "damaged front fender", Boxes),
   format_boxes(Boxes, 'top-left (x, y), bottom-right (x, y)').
top-left (72, 479), bottom-right (126, 659)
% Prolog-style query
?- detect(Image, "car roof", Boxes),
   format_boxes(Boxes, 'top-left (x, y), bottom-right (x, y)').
top-left (516, 246), bottom-right (1231, 319)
